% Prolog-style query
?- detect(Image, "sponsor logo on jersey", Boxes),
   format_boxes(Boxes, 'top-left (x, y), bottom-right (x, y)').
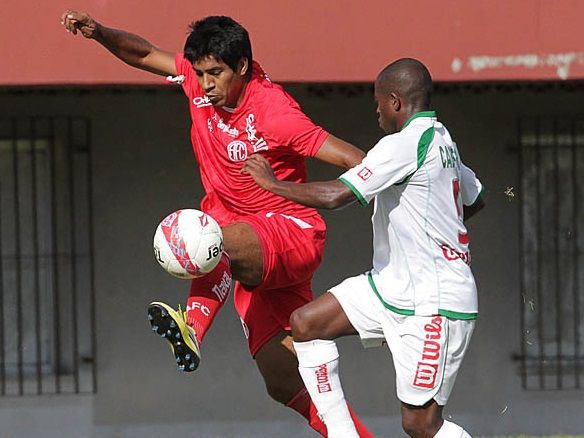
top-left (413, 316), bottom-right (443, 389)
top-left (441, 243), bottom-right (471, 265)
top-left (193, 96), bottom-right (212, 108)
top-left (357, 167), bottom-right (373, 181)
top-left (210, 114), bottom-right (239, 137)
top-left (315, 364), bottom-right (332, 393)
top-left (166, 74), bottom-right (185, 84)
top-left (246, 114), bottom-right (268, 152)
top-left (227, 140), bottom-right (248, 162)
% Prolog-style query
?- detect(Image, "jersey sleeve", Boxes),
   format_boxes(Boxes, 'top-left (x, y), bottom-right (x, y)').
top-left (460, 162), bottom-right (484, 206)
top-left (173, 53), bottom-right (201, 98)
top-left (264, 95), bottom-right (329, 157)
top-left (338, 136), bottom-right (417, 205)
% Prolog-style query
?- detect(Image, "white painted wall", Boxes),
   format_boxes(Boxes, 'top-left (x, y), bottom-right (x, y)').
top-left (0, 83), bottom-right (582, 437)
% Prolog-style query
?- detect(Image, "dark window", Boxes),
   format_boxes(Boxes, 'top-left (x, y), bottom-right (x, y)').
top-left (518, 117), bottom-right (583, 390)
top-left (0, 117), bottom-right (96, 395)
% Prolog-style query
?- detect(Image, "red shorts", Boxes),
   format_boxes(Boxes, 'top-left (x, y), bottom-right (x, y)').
top-left (233, 212), bottom-right (326, 356)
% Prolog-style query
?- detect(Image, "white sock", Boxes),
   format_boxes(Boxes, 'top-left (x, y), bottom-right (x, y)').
top-left (293, 339), bottom-right (359, 438)
top-left (434, 419), bottom-right (472, 438)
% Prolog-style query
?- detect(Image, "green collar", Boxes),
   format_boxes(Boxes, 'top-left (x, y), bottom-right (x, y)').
top-left (402, 111), bottom-right (436, 130)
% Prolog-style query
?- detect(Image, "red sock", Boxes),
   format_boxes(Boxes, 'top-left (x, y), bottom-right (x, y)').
top-left (286, 387), bottom-right (327, 436)
top-left (286, 388), bottom-right (374, 438)
top-left (347, 404), bottom-right (374, 438)
top-left (185, 253), bottom-right (232, 344)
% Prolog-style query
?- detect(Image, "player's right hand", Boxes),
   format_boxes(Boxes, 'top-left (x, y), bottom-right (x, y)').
top-left (60, 10), bottom-right (99, 39)
top-left (241, 154), bottom-right (278, 191)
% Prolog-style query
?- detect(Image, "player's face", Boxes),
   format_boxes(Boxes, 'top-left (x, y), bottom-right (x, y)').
top-left (193, 56), bottom-right (249, 108)
top-left (374, 85), bottom-right (399, 134)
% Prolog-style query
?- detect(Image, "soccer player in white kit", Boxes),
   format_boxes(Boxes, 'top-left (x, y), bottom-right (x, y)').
top-left (243, 58), bottom-right (485, 437)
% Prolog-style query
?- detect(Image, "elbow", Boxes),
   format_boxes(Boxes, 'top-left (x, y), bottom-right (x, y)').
top-left (344, 152), bottom-right (366, 170)
top-left (321, 194), bottom-right (349, 210)
top-left (319, 183), bottom-right (358, 210)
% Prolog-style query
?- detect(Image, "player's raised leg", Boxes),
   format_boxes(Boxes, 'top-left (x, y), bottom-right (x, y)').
top-left (148, 221), bottom-right (257, 371)
top-left (182, 221), bottom-right (262, 345)
top-left (148, 209), bottom-right (228, 371)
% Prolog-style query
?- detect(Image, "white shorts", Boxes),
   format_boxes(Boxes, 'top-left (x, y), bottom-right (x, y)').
top-left (329, 273), bottom-right (475, 406)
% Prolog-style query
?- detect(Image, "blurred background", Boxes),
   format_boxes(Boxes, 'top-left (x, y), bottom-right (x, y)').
top-left (0, 1), bottom-right (583, 437)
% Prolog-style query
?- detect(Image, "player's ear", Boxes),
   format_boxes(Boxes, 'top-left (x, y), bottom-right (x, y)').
top-left (238, 58), bottom-right (249, 78)
top-left (390, 92), bottom-right (401, 111)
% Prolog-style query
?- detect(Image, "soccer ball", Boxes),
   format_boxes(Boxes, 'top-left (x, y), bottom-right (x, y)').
top-left (153, 209), bottom-right (224, 279)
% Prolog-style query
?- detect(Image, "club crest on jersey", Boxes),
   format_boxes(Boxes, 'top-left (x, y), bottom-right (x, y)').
top-left (193, 96), bottom-right (212, 108)
top-left (227, 140), bottom-right (248, 162)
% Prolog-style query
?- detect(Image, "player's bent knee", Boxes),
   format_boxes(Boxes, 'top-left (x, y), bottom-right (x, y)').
top-left (222, 222), bottom-right (263, 286)
top-left (290, 306), bottom-right (323, 341)
top-left (290, 308), bottom-right (310, 341)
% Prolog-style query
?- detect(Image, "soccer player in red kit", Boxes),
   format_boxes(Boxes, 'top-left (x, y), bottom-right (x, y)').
top-left (61, 11), bottom-right (373, 437)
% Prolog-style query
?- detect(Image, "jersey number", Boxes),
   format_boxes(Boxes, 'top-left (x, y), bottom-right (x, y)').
top-left (452, 179), bottom-right (469, 245)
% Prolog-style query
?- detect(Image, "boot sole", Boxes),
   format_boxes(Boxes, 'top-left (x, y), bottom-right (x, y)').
top-left (147, 303), bottom-right (200, 372)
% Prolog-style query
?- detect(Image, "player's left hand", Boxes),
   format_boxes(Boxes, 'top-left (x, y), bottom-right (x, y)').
top-left (241, 154), bottom-right (277, 190)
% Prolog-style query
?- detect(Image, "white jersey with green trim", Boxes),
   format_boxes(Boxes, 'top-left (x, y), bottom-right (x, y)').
top-left (339, 111), bottom-right (483, 319)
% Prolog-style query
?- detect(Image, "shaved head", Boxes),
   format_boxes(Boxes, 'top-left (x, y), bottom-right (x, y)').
top-left (375, 58), bottom-right (432, 109)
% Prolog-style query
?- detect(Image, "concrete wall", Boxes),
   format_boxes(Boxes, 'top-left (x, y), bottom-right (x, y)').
top-left (6, 0), bottom-right (584, 85)
top-left (0, 83), bottom-right (583, 437)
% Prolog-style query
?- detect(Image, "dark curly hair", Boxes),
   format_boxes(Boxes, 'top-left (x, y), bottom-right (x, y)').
top-left (184, 16), bottom-right (253, 79)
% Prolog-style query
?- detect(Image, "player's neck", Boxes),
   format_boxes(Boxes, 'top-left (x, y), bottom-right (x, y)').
top-left (399, 106), bottom-right (431, 130)
top-left (224, 81), bottom-right (250, 111)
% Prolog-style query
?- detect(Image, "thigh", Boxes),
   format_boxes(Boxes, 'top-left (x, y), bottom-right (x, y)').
top-left (329, 273), bottom-right (386, 347)
top-left (236, 212), bottom-right (326, 289)
top-left (290, 291), bottom-right (358, 341)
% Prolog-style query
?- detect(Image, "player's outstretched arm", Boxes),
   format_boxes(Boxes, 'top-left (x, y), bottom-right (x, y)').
top-left (314, 135), bottom-right (366, 169)
top-left (60, 10), bottom-right (177, 76)
top-left (242, 154), bottom-right (357, 210)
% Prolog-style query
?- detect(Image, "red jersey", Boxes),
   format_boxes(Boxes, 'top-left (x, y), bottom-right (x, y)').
top-left (174, 54), bottom-right (329, 225)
